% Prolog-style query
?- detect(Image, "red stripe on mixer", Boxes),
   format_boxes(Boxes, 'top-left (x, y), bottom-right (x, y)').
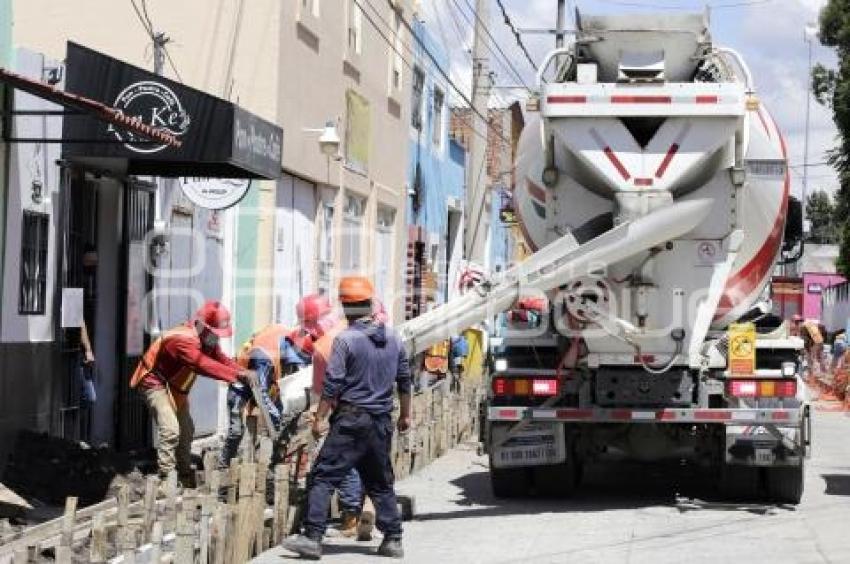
top-left (527, 180), bottom-right (548, 203)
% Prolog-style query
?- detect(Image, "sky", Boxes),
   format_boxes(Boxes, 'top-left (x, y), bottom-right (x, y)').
top-left (417, 0), bottom-right (840, 200)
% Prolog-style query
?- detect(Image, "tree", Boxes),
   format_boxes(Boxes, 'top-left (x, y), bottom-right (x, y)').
top-left (813, 0), bottom-right (850, 274)
top-left (805, 190), bottom-right (838, 244)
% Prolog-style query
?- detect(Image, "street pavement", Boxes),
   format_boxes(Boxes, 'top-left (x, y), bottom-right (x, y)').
top-left (255, 399), bottom-right (850, 564)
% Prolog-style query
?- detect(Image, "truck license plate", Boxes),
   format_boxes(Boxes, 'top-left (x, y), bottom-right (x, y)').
top-left (491, 423), bottom-right (566, 468)
top-left (755, 448), bottom-right (775, 465)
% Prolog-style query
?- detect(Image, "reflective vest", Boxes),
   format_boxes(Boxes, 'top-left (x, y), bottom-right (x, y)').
top-left (129, 326), bottom-right (199, 408)
top-left (311, 319), bottom-right (347, 396)
top-left (237, 324), bottom-right (292, 403)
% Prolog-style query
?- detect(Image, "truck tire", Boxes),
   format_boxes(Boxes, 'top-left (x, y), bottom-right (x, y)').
top-left (719, 464), bottom-right (761, 500)
top-left (533, 458), bottom-right (579, 498)
top-left (490, 465), bottom-right (529, 498)
top-left (765, 463), bottom-right (804, 504)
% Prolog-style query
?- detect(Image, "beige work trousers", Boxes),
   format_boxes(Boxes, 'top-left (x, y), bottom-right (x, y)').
top-left (142, 387), bottom-right (194, 478)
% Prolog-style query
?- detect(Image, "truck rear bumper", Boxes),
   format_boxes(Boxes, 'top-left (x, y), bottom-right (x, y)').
top-left (487, 406), bottom-right (802, 426)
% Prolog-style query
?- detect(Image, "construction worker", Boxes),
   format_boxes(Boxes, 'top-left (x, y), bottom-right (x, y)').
top-left (130, 301), bottom-right (251, 487)
top-left (218, 324), bottom-right (314, 469)
top-left (283, 277), bottom-right (411, 560)
top-left (308, 298), bottom-right (376, 541)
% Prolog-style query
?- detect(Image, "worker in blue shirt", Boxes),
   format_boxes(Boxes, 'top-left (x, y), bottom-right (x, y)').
top-left (282, 276), bottom-right (411, 560)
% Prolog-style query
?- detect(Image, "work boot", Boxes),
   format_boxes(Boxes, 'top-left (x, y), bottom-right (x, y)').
top-left (377, 536), bottom-right (404, 558)
top-left (338, 511), bottom-right (358, 538)
top-left (356, 500), bottom-right (375, 541)
top-left (281, 534), bottom-right (322, 560)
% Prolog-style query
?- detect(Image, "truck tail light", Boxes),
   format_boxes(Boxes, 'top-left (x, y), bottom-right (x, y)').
top-left (492, 377), bottom-right (560, 397)
top-left (727, 379), bottom-right (797, 398)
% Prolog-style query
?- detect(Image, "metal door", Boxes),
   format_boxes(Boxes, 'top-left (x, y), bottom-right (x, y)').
top-left (116, 180), bottom-right (155, 450)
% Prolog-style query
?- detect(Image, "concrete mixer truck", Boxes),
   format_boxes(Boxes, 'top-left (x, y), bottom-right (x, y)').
top-left (393, 10), bottom-right (808, 504)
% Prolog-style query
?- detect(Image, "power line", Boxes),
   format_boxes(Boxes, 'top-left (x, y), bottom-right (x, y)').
top-left (455, 0), bottom-right (532, 91)
top-left (494, 0), bottom-right (537, 72)
top-left (362, 0), bottom-right (512, 147)
top-left (443, 0), bottom-right (473, 54)
top-left (594, 0), bottom-right (774, 9)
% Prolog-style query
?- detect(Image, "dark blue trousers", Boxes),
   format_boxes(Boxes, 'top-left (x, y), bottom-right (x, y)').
top-left (303, 408), bottom-right (402, 540)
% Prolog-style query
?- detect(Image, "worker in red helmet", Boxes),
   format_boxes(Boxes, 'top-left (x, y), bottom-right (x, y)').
top-left (218, 324), bottom-right (314, 469)
top-left (130, 301), bottom-right (251, 486)
top-left (296, 293), bottom-right (335, 339)
top-left (283, 277), bottom-right (411, 559)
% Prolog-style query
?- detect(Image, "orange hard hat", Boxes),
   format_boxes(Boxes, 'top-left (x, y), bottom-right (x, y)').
top-left (296, 294), bottom-right (332, 323)
top-left (194, 301), bottom-right (233, 337)
top-left (338, 276), bottom-right (374, 303)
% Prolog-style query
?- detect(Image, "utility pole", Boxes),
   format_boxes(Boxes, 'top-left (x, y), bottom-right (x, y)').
top-left (464, 0), bottom-right (490, 267)
top-left (802, 23), bottom-right (816, 234)
top-left (152, 32), bottom-right (167, 76)
top-left (556, 0), bottom-right (566, 48)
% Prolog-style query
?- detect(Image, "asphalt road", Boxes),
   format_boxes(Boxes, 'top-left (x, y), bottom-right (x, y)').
top-left (256, 400), bottom-right (850, 564)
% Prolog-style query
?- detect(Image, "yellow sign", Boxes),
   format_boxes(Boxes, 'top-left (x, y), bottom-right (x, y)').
top-left (728, 322), bottom-right (756, 376)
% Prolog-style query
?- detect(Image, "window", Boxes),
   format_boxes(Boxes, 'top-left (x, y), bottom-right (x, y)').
top-left (375, 207), bottom-right (396, 303)
top-left (301, 0), bottom-right (320, 17)
top-left (389, 12), bottom-right (403, 93)
top-left (411, 66), bottom-right (425, 130)
top-left (318, 201), bottom-right (334, 294)
top-left (341, 194), bottom-right (365, 274)
top-left (19, 211), bottom-right (49, 315)
top-left (432, 87), bottom-right (445, 147)
top-left (345, 89), bottom-right (371, 173)
top-left (348, 1), bottom-right (362, 55)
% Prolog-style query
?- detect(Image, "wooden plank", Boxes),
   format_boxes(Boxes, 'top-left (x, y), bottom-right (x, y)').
top-left (227, 459), bottom-right (240, 506)
top-left (164, 471), bottom-right (178, 532)
top-left (149, 521), bottom-right (163, 564)
top-left (272, 463), bottom-right (290, 543)
top-left (54, 496), bottom-right (77, 564)
top-left (198, 498), bottom-right (212, 564)
top-left (0, 497), bottom-right (117, 549)
top-left (233, 463), bottom-right (257, 563)
top-left (174, 499), bottom-right (194, 563)
top-left (90, 512), bottom-right (107, 563)
top-left (142, 475), bottom-right (157, 542)
top-left (116, 484), bottom-right (135, 562)
top-left (211, 504), bottom-right (228, 564)
top-left (203, 450), bottom-right (218, 493)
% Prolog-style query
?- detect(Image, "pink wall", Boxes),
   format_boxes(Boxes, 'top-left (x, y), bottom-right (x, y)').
top-left (802, 272), bottom-right (846, 320)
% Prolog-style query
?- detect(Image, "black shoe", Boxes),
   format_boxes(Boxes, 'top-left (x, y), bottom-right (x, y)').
top-left (281, 534), bottom-right (322, 560)
top-left (377, 536), bottom-right (404, 558)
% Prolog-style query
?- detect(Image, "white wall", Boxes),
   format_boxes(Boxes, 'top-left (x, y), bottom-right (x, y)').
top-left (0, 49), bottom-right (61, 343)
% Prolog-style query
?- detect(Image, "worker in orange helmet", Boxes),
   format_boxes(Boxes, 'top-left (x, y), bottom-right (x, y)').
top-left (218, 324), bottom-right (315, 469)
top-left (130, 301), bottom-right (251, 487)
top-left (283, 277), bottom-right (411, 559)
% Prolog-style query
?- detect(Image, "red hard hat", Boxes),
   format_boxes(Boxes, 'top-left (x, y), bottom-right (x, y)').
top-left (339, 276), bottom-right (374, 304)
top-left (194, 301), bottom-right (233, 337)
top-left (296, 294), bottom-right (332, 323)
top-left (792, 314), bottom-right (803, 322)
top-left (288, 329), bottom-right (315, 357)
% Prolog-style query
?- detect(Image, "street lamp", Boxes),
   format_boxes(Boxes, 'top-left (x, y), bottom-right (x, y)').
top-left (303, 120), bottom-right (341, 159)
top-left (802, 23), bottom-right (818, 234)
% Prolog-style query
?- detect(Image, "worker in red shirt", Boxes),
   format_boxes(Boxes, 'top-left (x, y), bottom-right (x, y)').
top-left (130, 301), bottom-right (250, 486)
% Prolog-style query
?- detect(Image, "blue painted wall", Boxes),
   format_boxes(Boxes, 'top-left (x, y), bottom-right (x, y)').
top-left (407, 20), bottom-right (466, 304)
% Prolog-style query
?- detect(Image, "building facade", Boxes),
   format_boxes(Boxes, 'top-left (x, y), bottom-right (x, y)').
top-left (405, 19), bottom-right (466, 319)
top-left (1, 0), bottom-right (412, 461)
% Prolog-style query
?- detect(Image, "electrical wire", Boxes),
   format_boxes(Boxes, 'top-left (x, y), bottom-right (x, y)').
top-left (379, 0), bottom-right (513, 146)
top-left (455, 0), bottom-right (532, 91)
top-left (494, 0), bottom-right (538, 72)
top-left (594, 0), bottom-right (774, 9)
top-left (362, 0), bottom-right (513, 149)
top-left (128, 0), bottom-right (184, 82)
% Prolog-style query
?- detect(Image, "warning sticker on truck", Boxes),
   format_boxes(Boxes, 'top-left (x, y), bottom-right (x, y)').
top-left (729, 322), bottom-right (756, 376)
top-left (490, 422), bottom-right (566, 469)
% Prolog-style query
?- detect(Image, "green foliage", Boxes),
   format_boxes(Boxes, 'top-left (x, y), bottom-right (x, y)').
top-left (805, 190), bottom-right (838, 244)
top-left (816, 1), bottom-right (850, 270)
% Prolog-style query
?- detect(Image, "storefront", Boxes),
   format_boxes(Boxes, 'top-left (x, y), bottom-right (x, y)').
top-left (0, 42), bottom-right (281, 456)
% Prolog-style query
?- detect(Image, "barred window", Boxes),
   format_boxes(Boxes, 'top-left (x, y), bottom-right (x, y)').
top-left (19, 211), bottom-right (49, 315)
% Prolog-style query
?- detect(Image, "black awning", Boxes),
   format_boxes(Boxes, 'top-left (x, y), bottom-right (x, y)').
top-left (61, 42), bottom-right (282, 180)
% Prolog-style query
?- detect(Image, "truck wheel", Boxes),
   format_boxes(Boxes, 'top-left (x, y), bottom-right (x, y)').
top-left (765, 463), bottom-right (804, 504)
top-left (719, 464), bottom-right (761, 500)
top-left (490, 465), bottom-right (529, 498)
top-left (533, 457), bottom-right (579, 498)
